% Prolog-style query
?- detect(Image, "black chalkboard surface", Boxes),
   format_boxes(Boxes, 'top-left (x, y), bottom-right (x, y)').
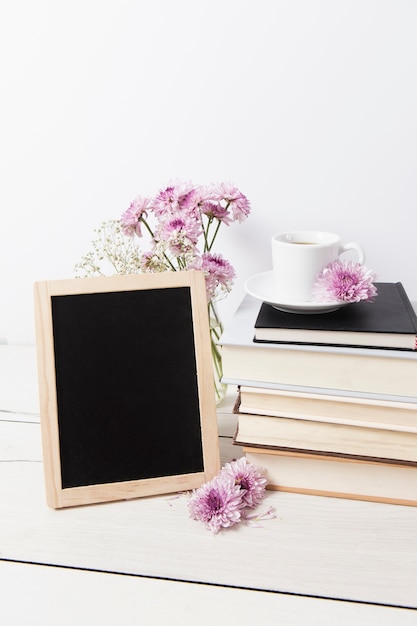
top-left (34, 271), bottom-right (220, 508)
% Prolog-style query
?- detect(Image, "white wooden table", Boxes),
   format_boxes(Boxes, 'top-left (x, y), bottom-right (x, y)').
top-left (1, 345), bottom-right (417, 625)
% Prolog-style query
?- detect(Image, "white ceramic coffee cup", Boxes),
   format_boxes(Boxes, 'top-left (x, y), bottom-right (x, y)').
top-left (271, 230), bottom-right (365, 302)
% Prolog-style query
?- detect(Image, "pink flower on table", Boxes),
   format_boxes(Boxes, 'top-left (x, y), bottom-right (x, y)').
top-left (188, 473), bottom-right (244, 534)
top-left (313, 260), bottom-right (377, 303)
top-left (221, 457), bottom-right (267, 508)
top-left (120, 195), bottom-right (151, 237)
top-left (188, 458), bottom-right (270, 533)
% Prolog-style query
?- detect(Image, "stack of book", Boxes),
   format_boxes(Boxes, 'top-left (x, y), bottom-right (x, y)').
top-left (219, 282), bottom-right (417, 506)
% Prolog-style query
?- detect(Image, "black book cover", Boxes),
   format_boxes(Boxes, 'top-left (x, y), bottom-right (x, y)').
top-left (254, 282), bottom-right (417, 346)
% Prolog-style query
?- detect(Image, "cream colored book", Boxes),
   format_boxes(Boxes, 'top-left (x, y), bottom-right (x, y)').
top-left (244, 447), bottom-right (417, 507)
top-left (238, 386), bottom-right (417, 433)
top-left (221, 341), bottom-right (417, 399)
top-left (234, 412), bottom-right (417, 463)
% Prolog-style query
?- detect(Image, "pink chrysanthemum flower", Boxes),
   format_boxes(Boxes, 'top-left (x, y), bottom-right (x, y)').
top-left (190, 252), bottom-right (236, 300)
top-left (210, 182), bottom-right (251, 223)
top-left (177, 187), bottom-right (202, 216)
top-left (221, 457), bottom-right (268, 508)
top-left (200, 200), bottom-right (233, 225)
top-left (152, 183), bottom-right (202, 219)
top-left (158, 215), bottom-right (202, 255)
top-left (151, 185), bottom-right (181, 217)
top-left (188, 473), bottom-right (244, 534)
top-left (313, 260), bottom-right (377, 303)
top-left (120, 195), bottom-right (151, 237)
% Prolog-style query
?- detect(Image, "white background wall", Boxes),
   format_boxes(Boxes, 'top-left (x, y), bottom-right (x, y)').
top-left (1, 0), bottom-right (416, 344)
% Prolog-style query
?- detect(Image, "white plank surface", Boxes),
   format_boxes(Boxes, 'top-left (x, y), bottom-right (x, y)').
top-left (1, 345), bottom-right (417, 620)
top-left (1, 560), bottom-right (417, 626)
top-left (0, 345), bottom-right (40, 414)
top-left (1, 448), bottom-right (416, 607)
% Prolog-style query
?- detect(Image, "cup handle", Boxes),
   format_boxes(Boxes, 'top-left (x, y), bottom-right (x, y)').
top-left (339, 242), bottom-right (365, 264)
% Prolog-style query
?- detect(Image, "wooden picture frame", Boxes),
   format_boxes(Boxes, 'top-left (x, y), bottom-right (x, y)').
top-left (34, 270), bottom-right (220, 508)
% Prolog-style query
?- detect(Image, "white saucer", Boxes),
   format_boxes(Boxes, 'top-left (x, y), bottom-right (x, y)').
top-left (244, 271), bottom-right (346, 314)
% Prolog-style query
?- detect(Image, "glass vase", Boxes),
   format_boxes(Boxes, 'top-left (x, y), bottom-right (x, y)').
top-left (208, 300), bottom-right (227, 404)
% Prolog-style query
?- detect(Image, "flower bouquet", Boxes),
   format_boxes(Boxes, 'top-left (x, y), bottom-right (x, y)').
top-left (75, 181), bottom-right (251, 402)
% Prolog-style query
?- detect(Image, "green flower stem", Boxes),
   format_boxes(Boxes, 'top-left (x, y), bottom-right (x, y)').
top-left (202, 214), bottom-right (213, 252)
top-left (140, 216), bottom-right (155, 239)
top-left (203, 201), bottom-right (231, 252)
top-left (207, 219), bottom-right (221, 252)
top-left (208, 300), bottom-right (227, 403)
